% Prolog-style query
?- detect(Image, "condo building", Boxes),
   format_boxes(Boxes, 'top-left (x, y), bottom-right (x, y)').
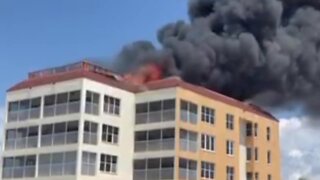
top-left (1, 61), bottom-right (281, 180)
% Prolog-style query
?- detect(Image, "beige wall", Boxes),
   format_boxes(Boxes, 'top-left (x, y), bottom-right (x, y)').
top-left (174, 87), bottom-right (281, 180)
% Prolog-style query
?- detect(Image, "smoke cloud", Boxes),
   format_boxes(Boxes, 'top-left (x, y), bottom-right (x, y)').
top-left (112, 0), bottom-right (320, 117)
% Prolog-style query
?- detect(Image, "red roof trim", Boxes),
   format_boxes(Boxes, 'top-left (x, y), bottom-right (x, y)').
top-left (8, 71), bottom-right (278, 122)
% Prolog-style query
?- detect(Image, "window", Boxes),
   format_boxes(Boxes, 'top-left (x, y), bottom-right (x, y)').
top-left (247, 172), bottom-right (253, 180)
top-left (179, 158), bottom-right (197, 180)
top-left (180, 129), bottom-right (198, 152)
top-left (267, 127), bottom-right (271, 141)
top-left (82, 151), bottom-right (96, 176)
top-left (83, 121), bottom-right (98, 145)
top-left (255, 172), bottom-right (259, 180)
top-left (134, 128), bottom-right (175, 152)
top-left (85, 91), bottom-right (100, 115)
top-left (38, 151), bottom-right (77, 176)
top-left (5, 126), bottom-right (38, 150)
top-left (133, 157), bottom-right (174, 180)
top-left (43, 91), bottom-right (81, 117)
top-left (247, 147), bottom-right (252, 161)
top-left (226, 114), bottom-right (234, 130)
top-left (201, 161), bottom-right (215, 179)
top-left (7, 97), bottom-right (41, 122)
top-left (254, 123), bottom-right (258, 137)
top-left (226, 140), bottom-right (234, 155)
top-left (2, 155), bottom-right (36, 179)
top-left (201, 134), bottom-right (215, 151)
top-left (201, 106), bottom-right (215, 124)
top-left (102, 124), bottom-right (119, 144)
top-left (267, 151), bottom-right (271, 164)
top-left (246, 122), bottom-right (252, 136)
top-left (135, 99), bottom-right (176, 124)
top-left (100, 154), bottom-right (117, 174)
top-left (104, 95), bottom-right (121, 115)
top-left (180, 100), bottom-right (198, 124)
top-left (41, 121), bottom-right (78, 146)
top-left (255, 147), bottom-right (259, 161)
top-left (268, 174), bottom-right (272, 180)
top-left (226, 166), bottom-right (234, 180)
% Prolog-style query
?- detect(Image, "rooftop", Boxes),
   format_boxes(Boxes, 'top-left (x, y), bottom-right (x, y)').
top-left (8, 61), bottom-right (278, 121)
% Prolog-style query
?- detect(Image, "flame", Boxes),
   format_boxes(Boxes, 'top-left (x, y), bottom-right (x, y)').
top-left (123, 63), bottom-right (163, 85)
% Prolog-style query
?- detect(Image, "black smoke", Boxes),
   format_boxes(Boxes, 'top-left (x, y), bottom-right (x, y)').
top-left (112, 0), bottom-right (320, 117)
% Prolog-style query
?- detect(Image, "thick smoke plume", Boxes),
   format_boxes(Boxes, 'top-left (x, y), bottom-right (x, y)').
top-left (112, 0), bottom-right (320, 117)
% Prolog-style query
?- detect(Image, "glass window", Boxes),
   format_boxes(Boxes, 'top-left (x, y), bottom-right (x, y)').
top-left (163, 99), bottom-right (175, 110)
top-left (148, 130), bottom-right (161, 140)
top-left (102, 124), bottom-right (119, 144)
top-left (162, 129), bottom-right (174, 139)
top-left (69, 91), bottom-right (80, 102)
top-left (31, 98), bottom-right (41, 108)
top-left (136, 103), bottom-right (148, 113)
top-left (226, 114), bottom-right (234, 130)
top-left (67, 121), bottom-right (79, 132)
top-left (54, 123), bottom-right (66, 133)
top-left (8, 101), bottom-right (19, 112)
top-left (161, 158), bottom-right (174, 168)
top-left (45, 95), bottom-right (55, 106)
top-left (57, 93), bottom-right (68, 104)
top-left (226, 140), bottom-right (234, 155)
top-left (147, 158), bottom-right (160, 169)
top-left (149, 101), bottom-right (161, 112)
top-left (19, 100), bottom-right (30, 110)
top-left (100, 154), bottom-right (117, 173)
top-left (82, 151), bottom-right (96, 176)
top-left (201, 161), bottom-right (215, 179)
top-left (227, 166), bottom-right (234, 180)
top-left (134, 159), bottom-right (146, 170)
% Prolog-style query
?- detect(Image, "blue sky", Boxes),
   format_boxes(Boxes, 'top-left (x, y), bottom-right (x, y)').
top-left (0, 0), bottom-right (188, 106)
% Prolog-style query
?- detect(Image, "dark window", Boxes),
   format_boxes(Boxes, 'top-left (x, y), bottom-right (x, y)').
top-left (69, 91), bottom-right (80, 102)
top-left (57, 93), bottom-right (68, 104)
top-left (45, 95), bottom-right (55, 106)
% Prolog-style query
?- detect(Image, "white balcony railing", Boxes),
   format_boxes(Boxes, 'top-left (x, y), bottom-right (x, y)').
top-left (134, 139), bottom-right (175, 152)
top-left (135, 109), bottom-right (175, 124)
top-left (7, 108), bottom-right (40, 122)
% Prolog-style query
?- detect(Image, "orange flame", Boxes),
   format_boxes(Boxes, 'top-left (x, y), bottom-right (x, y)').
top-left (123, 63), bottom-right (163, 85)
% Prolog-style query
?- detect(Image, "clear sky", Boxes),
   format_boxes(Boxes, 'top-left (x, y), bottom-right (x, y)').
top-left (0, 0), bottom-right (188, 106)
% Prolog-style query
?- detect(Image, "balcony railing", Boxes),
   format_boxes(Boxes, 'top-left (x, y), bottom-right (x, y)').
top-left (83, 132), bottom-right (98, 145)
top-left (5, 136), bottom-right (38, 150)
top-left (41, 132), bottom-right (78, 147)
top-left (85, 103), bottom-right (99, 115)
top-left (7, 108), bottom-right (40, 122)
top-left (135, 109), bottom-right (175, 124)
top-left (2, 166), bottom-right (36, 179)
top-left (38, 162), bottom-right (76, 176)
top-left (133, 168), bottom-right (174, 180)
top-left (179, 139), bottom-right (198, 152)
top-left (180, 110), bottom-right (197, 124)
top-left (43, 102), bottom-right (80, 117)
top-left (134, 139), bottom-right (175, 152)
top-left (179, 168), bottom-right (197, 180)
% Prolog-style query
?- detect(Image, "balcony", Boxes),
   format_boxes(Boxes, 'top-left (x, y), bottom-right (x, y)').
top-left (43, 102), bottom-right (80, 117)
top-left (133, 168), bottom-right (174, 180)
top-left (5, 136), bottom-right (38, 150)
top-left (2, 166), bottom-right (36, 179)
top-left (135, 109), bottom-right (175, 124)
top-left (179, 139), bottom-right (198, 152)
top-left (135, 139), bottom-right (175, 152)
top-left (7, 108), bottom-right (40, 122)
top-left (83, 132), bottom-right (98, 145)
top-left (179, 168), bottom-right (197, 180)
top-left (41, 132), bottom-right (78, 146)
